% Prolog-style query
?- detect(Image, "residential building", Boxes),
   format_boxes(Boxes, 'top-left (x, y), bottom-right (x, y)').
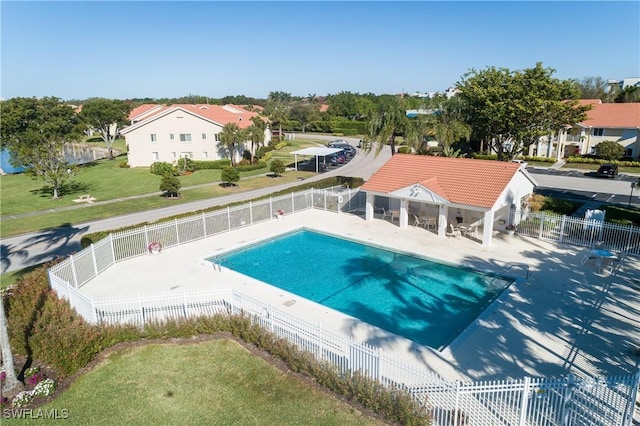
top-left (120, 104), bottom-right (270, 167)
top-left (529, 100), bottom-right (640, 160)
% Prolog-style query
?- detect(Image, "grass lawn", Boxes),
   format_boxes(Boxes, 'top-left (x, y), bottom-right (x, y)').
top-left (7, 340), bottom-right (383, 425)
top-left (0, 170), bottom-right (317, 238)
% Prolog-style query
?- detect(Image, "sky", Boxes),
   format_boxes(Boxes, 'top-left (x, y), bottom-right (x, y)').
top-left (1, 1), bottom-right (639, 101)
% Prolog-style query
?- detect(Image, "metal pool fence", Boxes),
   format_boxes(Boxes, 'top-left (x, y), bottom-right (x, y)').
top-left (47, 188), bottom-right (640, 425)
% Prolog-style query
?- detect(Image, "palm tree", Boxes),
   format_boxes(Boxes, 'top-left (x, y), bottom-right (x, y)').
top-left (219, 123), bottom-right (246, 166)
top-left (367, 97), bottom-right (408, 156)
top-left (248, 117), bottom-right (266, 162)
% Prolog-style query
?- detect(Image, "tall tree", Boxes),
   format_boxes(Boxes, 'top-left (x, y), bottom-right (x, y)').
top-left (289, 101), bottom-right (318, 133)
top-left (367, 96), bottom-right (408, 156)
top-left (79, 98), bottom-right (131, 159)
top-left (457, 63), bottom-right (589, 160)
top-left (264, 91), bottom-right (291, 139)
top-left (573, 76), bottom-right (611, 101)
top-left (0, 97), bottom-right (83, 198)
top-left (219, 123), bottom-right (246, 166)
top-left (247, 116), bottom-right (266, 162)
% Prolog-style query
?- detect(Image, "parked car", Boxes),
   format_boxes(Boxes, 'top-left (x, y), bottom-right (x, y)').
top-left (298, 159), bottom-right (326, 172)
top-left (511, 159), bottom-right (528, 168)
top-left (327, 141), bottom-right (356, 157)
top-left (325, 152), bottom-right (346, 165)
top-left (596, 163), bottom-right (618, 178)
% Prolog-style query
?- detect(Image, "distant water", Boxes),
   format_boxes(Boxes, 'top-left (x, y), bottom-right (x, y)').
top-left (0, 145), bottom-right (108, 174)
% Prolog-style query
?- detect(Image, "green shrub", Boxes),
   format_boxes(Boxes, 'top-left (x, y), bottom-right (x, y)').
top-left (262, 151), bottom-right (273, 162)
top-left (270, 159), bottom-right (285, 176)
top-left (221, 166), bottom-right (240, 185)
top-left (160, 174), bottom-right (181, 197)
top-left (397, 146), bottom-right (412, 154)
top-left (565, 156), bottom-right (640, 167)
top-left (28, 295), bottom-right (105, 378)
top-left (192, 160), bottom-right (230, 170)
top-left (177, 157), bottom-right (195, 173)
top-left (150, 161), bottom-right (177, 176)
top-left (118, 161), bottom-right (130, 168)
top-left (471, 153), bottom-right (498, 161)
top-left (5, 268), bottom-right (51, 355)
top-left (235, 161), bottom-right (267, 172)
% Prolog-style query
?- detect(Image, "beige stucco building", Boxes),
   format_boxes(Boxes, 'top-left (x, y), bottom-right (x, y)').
top-left (120, 104), bottom-right (270, 167)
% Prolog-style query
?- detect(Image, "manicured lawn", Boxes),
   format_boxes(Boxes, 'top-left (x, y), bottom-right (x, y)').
top-left (7, 340), bottom-right (383, 425)
top-left (0, 170), bottom-right (316, 238)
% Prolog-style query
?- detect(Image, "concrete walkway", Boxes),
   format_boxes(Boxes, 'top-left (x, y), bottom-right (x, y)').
top-left (79, 209), bottom-right (640, 383)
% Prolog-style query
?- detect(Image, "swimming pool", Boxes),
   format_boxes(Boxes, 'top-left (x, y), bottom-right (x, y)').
top-left (208, 229), bottom-right (513, 350)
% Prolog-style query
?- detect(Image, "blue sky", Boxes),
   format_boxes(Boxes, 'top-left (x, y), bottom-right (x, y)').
top-left (2, 1), bottom-right (639, 101)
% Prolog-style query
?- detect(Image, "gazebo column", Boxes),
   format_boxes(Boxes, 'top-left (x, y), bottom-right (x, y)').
top-left (365, 193), bottom-right (375, 222)
top-left (481, 210), bottom-right (494, 246)
top-left (399, 199), bottom-right (409, 228)
top-left (438, 204), bottom-right (447, 237)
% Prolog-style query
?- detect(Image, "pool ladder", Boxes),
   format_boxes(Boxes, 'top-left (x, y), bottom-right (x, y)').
top-left (211, 259), bottom-right (222, 272)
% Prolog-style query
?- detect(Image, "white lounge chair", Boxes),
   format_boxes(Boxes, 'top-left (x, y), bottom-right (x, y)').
top-left (447, 223), bottom-right (462, 239)
top-left (608, 251), bottom-right (628, 275)
top-left (381, 208), bottom-right (392, 221)
top-left (413, 214), bottom-right (427, 228)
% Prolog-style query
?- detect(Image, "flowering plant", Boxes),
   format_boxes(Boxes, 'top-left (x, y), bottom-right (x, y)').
top-left (32, 379), bottom-right (56, 397)
top-left (276, 209), bottom-right (285, 216)
top-left (506, 224), bottom-right (517, 231)
top-left (12, 391), bottom-right (34, 408)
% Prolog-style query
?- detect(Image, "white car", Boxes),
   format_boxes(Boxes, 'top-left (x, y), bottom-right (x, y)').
top-left (511, 159), bottom-right (528, 168)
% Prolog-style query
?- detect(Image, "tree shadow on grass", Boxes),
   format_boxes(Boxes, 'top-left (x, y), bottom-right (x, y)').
top-left (29, 182), bottom-right (91, 198)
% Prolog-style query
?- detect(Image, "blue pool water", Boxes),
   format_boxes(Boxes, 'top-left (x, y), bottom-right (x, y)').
top-left (209, 229), bottom-right (513, 349)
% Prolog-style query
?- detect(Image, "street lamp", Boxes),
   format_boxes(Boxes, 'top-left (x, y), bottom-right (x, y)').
top-left (630, 180), bottom-right (639, 207)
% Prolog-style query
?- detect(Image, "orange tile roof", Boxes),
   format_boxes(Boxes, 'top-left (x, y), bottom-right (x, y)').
top-left (361, 154), bottom-right (523, 208)
top-left (129, 104), bottom-right (163, 121)
top-left (579, 102), bottom-right (640, 128)
top-left (127, 104), bottom-right (266, 129)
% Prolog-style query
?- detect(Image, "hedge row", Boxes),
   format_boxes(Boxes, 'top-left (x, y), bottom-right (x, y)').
top-left (192, 159), bottom-right (231, 170)
top-left (4, 268), bottom-right (429, 424)
top-left (565, 156), bottom-right (640, 167)
top-left (79, 176), bottom-right (364, 247)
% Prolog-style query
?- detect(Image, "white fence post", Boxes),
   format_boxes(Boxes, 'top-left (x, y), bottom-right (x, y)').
top-left (249, 201), bottom-right (253, 225)
top-left (227, 207), bottom-right (231, 230)
top-left (69, 255), bottom-right (78, 289)
top-left (519, 376), bottom-right (531, 425)
top-left (561, 375), bottom-right (574, 426)
top-left (91, 244), bottom-right (98, 276)
top-left (175, 219), bottom-right (180, 245)
top-left (202, 212), bottom-right (207, 237)
top-left (539, 212), bottom-right (545, 239)
top-left (270, 198), bottom-right (273, 218)
top-left (560, 216), bottom-right (566, 243)
top-left (110, 234), bottom-right (116, 262)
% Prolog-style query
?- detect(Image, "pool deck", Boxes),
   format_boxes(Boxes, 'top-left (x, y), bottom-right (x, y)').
top-left (79, 209), bottom-right (640, 383)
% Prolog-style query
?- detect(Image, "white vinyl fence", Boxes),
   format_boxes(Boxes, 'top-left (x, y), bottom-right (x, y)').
top-left (47, 188), bottom-right (640, 425)
top-left (512, 208), bottom-right (640, 255)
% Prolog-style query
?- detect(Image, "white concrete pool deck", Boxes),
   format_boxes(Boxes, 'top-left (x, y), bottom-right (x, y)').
top-left (79, 209), bottom-right (640, 383)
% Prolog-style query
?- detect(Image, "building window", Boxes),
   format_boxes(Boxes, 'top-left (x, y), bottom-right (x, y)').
top-left (593, 128), bottom-right (604, 136)
top-left (215, 133), bottom-right (220, 142)
top-left (172, 152), bottom-right (176, 159)
top-left (150, 134), bottom-right (157, 142)
top-left (203, 152), bottom-right (208, 159)
top-left (170, 134), bottom-right (174, 140)
top-left (202, 133), bottom-right (207, 140)
top-left (625, 148), bottom-right (633, 157)
top-left (179, 134), bottom-right (192, 142)
top-left (152, 152), bottom-right (159, 161)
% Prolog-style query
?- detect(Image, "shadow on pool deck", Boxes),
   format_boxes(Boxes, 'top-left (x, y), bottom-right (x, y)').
top-left (79, 209), bottom-right (640, 382)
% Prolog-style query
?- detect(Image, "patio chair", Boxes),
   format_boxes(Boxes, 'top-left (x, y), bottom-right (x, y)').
top-left (447, 223), bottom-right (462, 239)
top-left (413, 214), bottom-right (427, 227)
top-left (608, 251), bottom-right (628, 276)
top-left (426, 217), bottom-right (437, 230)
top-left (580, 250), bottom-right (597, 265)
top-left (463, 224), bottom-right (478, 239)
top-left (381, 208), bottom-right (393, 221)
